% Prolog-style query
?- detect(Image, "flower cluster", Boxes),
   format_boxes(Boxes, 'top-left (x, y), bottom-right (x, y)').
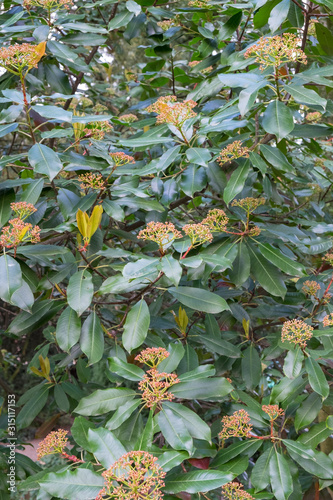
top-left (244, 33), bottom-right (307, 71)
top-left (146, 96), bottom-right (197, 128)
top-left (232, 197), bottom-right (265, 214)
top-left (157, 18), bottom-right (180, 31)
top-left (138, 221), bottom-right (182, 254)
top-left (281, 319), bottom-right (313, 348)
top-left (308, 19), bottom-right (319, 37)
top-left (323, 252), bottom-right (333, 266)
top-left (188, 61), bottom-right (213, 74)
top-left (218, 141), bottom-right (250, 165)
top-left (0, 43), bottom-right (43, 75)
top-left (219, 409), bottom-right (253, 440)
top-left (93, 103), bottom-right (108, 113)
top-left (78, 173), bottom-right (105, 191)
top-left (135, 347), bottom-right (169, 368)
top-left (248, 226), bottom-right (261, 237)
top-left (23, 0), bottom-right (72, 10)
top-left (306, 111), bottom-right (322, 123)
top-left (323, 313), bottom-right (333, 327)
top-left (222, 482), bottom-right (254, 500)
top-left (202, 209), bottom-right (229, 232)
top-left (109, 152), bottom-right (135, 166)
top-left (262, 404), bottom-right (284, 421)
top-left (37, 429), bottom-right (68, 460)
top-left (10, 202), bottom-right (37, 220)
top-left (188, 0), bottom-right (212, 8)
top-left (0, 218), bottom-right (41, 254)
top-left (96, 451), bottom-right (166, 500)
top-left (301, 280), bottom-right (321, 297)
top-left (183, 223), bottom-right (213, 247)
top-left (118, 114), bottom-right (138, 123)
top-left (139, 369), bottom-right (180, 408)
top-left (83, 121), bottom-right (113, 140)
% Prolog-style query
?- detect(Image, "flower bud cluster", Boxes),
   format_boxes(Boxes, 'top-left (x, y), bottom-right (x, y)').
top-left (281, 319), bottom-right (313, 348)
top-left (262, 404), bottom-right (284, 421)
top-left (244, 33), bottom-right (307, 71)
top-left (83, 121), bottom-right (113, 140)
top-left (219, 409), bottom-right (253, 440)
top-left (138, 221), bottom-right (182, 253)
top-left (10, 202), bottom-right (37, 220)
top-left (0, 44), bottom-right (43, 75)
top-left (157, 18), bottom-right (181, 31)
top-left (232, 197), bottom-right (265, 214)
top-left (96, 451), bottom-right (166, 500)
top-left (323, 313), bottom-right (333, 327)
top-left (109, 152), bottom-right (135, 166)
top-left (218, 141), bottom-right (250, 165)
top-left (135, 347), bottom-right (170, 368)
top-left (188, 0), bottom-right (213, 8)
top-left (37, 429), bottom-right (68, 460)
top-left (78, 173), bottom-right (105, 191)
top-left (146, 96), bottom-right (197, 128)
top-left (301, 280), bottom-right (320, 297)
top-left (306, 111), bottom-right (321, 123)
top-left (324, 252), bottom-right (333, 266)
top-left (23, 0), bottom-right (72, 10)
top-left (118, 114), bottom-right (138, 123)
top-left (222, 482), bottom-right (254, 500)
top-left (202, 209), bottom-right (229, 232)
top-left (0, 218), bottom-right (40, 251)
top-left (183, 223), bottom-right (213, 247)
top-left (138, 369), bottom-right (180, 408)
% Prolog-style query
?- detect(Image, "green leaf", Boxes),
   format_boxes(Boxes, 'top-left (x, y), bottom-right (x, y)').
top-left (171, 378), bottom-right (233, 400)
top-left (28, 143), bottom-right (63, 181)
top-left (258, 242), bottom-right (306, 276)
top-left (135, 409), bottom-right (154, 451)
top-left (186, 148), bottom-right (211, 166)
top-left (158, 343), bottom-right (185, 372)
top-left (270, 375), bottom-right (306, 406)
top-left (86, 428), bottom-right (127, 468)
top-left (251, 446), bottom-right (274, 490)
top-left (39, 469), bottom-right (104, 499)
top-left (168, 286), bottom-right (229, 313)
top-left (298, 419), bottom-right (333, 448)
top-left (0, 254), bottom-right (22, 302)
top-left (106, 399), bottom-right (142, 430)
top-left (269, 449), bottom-right (293, 500)
top-left (71, 416), bottom-right (95, 451)
top-left (199, 335), bottom-right (240, 358)
top-left (31, 105), bottom-right (72, 123)
top-left (157, 451), bottom-right (189, 472)
top-left (223, 160), bottom-right (250, 205)
top-left (284, 440), bottom-right (333, 479)
top-left (67, 270), bottom-right (94, 317)
top-left (241, 344), bottom-right (261, 390)
top-left (75, 388), bottom-right (137, 416)
top-left (211, 440), bottom-right (263, 467)
top-left (315, 22), bottom-right (333, 56)
top-left (0, 122), bottom-right (18, 137)
top-left (102, 199), bottom-right (125, 222)
top-left (164, 470), bottom-right (233, 494)
top-left (160, 255), bottom-right (182, 286)
top-left (228, 241), bottom-right (250, 286)
top-left (158, 407), bottom-right (194, 453)
top-left (262, 100), bottom-right (294, 141)
top-left (285, 84), bottom-right (327, 111)
top-left (56, 307), bottom-right (81, 352)
top-left (268, 0), bottom-right (290, 33)
top-left (180, 164), bottom-right (207, 197)
top-left (10, 281), bottom-right (34, 312)
top-left (283, 348), bottom-right (304, 379)
top-left (8, 300), bottom-right (63, 336)
top-left (122, 299), bottom-right (150, 353)
top-left (108, 10), bottom-right (134, 30)
top-left (305, 357), bottom-right (329, 399)
top-left (17, 384), bottom-right (49, 429)
top-left (218, 11), bottom-right (242, 40)
top-left (295, 392), bottom-right (322, 432)
top-left (247, 242), bottom-right (286, 298)
top-left (163, 402), bottom-right (211, 442)
top-left (108, 357), bottom-right (145, 381)
top-left (54, 384), bottom-right (70, 413)
top-left (260, 144), bottom-right (293, 172)
top-left (80, 312), bottom-right (104, 365)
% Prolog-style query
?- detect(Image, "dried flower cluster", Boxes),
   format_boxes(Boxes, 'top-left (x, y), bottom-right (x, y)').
top-left (135, 347), bottom-right (170, 368)
top-left (0, 218), bottom-right (41, 253)
top-left (0, 43), bottom-right (43, 75)
top-left (138, 221), bottom-right (182, 254)
top-left (109, 152), bottom-right (135, 166)
top-left (78, 173), bottom-right (105, 191)
top-left (202, 209), bottom-right (229, 232)
top-left (10, 201), bottom-right (37, 220)
top-left (219, 409), bottom-right (253, 440)
top-left (83, 121), bottom-right (113, 140)
top-left (138, 369), bottom-right (180, 408)
top-left (244, 33), bottom-right (307, 71)
top-left (146, 96), bottom-right (197, 128)
top-left (218, 141), bottom-right (250, 165)
top-left (232, 197), bottom-right (265, 214)
top-left (323, 313), bottom-right (333, 327)
top-left (157, 18), bottom-right (180, 31)
top-left (96, 451), bottom-right (166, 500)
top-left (222, 482), bottom-right (254, 500)
top-left (306, 111), bottom-right (322, 123)
top-left (262, 404), bottom-right (284, 421)
top-left (118, 114), bottom-right (138, 123)
top-left (23, 0), bottom-right (72, 10)
top-left (37, 429), bottom-right (68, 460)
top-left (302, 280), bottom-right (321, 297)
top-left (183, 223), bottom-right (213, 247)
top-left (281, 319), bottom-right (313, 348)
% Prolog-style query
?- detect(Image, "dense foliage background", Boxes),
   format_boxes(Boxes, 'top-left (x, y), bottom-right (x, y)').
top-left (0, 0), bottom-right (333, 498)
